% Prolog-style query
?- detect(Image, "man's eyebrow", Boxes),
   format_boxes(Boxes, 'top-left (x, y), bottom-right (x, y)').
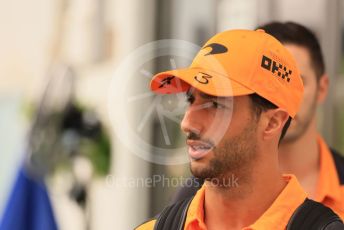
top-left (186, 89), bottom-right (213, 98)
top-left (199, 92), bottom-right (218, 100)
top-left (186, 88), bottom-right (227, 100)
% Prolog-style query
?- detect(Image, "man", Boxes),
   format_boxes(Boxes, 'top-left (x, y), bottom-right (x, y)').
top-left (136, 29), bottom-right (343, 229)
top-left (172, 22), bottom-right (344, 219)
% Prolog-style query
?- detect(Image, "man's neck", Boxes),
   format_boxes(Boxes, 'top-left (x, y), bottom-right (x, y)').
top-left (204, 158), bottom-right (286, 230)
top-left (279, 118), bottom-right (320, 198)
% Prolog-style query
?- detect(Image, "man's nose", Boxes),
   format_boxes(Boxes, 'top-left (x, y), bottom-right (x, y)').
top-left (180, 107), bottom-right (202, 136)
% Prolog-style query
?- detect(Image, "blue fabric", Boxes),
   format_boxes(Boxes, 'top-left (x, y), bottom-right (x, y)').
top-left (0, 166), bottom-right (58, 230)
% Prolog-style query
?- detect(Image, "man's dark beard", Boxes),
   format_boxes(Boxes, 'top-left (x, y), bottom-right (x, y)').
top-left (190, 120), bottom-right (258, 184)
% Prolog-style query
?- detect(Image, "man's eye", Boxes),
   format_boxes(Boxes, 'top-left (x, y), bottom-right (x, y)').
top-left (186, 95), bottom-right (195, 104)
top-left (212, 101), bottom-right (224, 109)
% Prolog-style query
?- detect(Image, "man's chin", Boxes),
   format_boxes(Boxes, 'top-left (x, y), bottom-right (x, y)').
top-left (190, 163), bottom-right (215, 180)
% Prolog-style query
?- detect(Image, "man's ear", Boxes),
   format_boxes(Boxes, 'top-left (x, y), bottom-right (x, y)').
top-left (262, 109), bottom-right (289, 141)
top-left (317, 74), bottom-right (329, 104)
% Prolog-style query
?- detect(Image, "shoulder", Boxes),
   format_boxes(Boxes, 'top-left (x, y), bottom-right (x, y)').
top-left (324, 221), bottom-right (344, 230)
top-left (134, 219), bottom-right (156, 230)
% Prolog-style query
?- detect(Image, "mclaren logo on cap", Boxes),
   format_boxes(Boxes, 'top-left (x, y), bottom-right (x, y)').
top-left (202, 43), bottom-right (228, 56)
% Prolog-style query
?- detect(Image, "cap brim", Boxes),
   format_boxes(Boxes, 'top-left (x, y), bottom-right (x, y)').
top-left (150, 67), bottom-right (254, 97)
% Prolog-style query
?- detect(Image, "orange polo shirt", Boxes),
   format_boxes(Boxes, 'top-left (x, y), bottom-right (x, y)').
top-left (136, 174), bottom-right (307, 230)
top-left (315, 135), bottom-right (344, 219)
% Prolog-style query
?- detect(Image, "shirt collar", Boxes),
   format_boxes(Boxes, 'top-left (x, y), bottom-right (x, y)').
top-left (184, 183), bottom-right (207, 230)
top-left (248, 175), bottom-right (306, 229)
top-left (184, 175), bottom-right (307, 230)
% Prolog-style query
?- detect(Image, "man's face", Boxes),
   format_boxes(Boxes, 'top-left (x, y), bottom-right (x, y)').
top-left (283, 44), bottom-right (318, 142)
top-left (180, 89), bottom-right (258, 181)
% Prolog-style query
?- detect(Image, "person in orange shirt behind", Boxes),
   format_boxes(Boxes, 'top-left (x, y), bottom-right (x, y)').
top-left (136, 29), bottom-right (343, 229)
top-left (172, 22), bottom-right (344, 220)
top-left (260, 22), bottom-right (344, 218)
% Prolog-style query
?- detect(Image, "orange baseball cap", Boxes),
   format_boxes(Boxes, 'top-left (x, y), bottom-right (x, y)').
top-left (150, 29), bottom-right (304, 118)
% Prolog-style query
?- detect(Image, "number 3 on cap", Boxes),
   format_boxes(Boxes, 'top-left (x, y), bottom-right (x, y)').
top-left (194, 72), bottom-right (212, 84)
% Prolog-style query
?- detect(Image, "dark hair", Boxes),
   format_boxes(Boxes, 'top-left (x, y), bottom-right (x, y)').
top-left (249, 93), bottom-right (292, 142)
top-left (257, 21), bottom-right (325, 81)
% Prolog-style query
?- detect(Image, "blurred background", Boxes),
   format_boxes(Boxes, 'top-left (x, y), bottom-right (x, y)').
top-left (0, 0), bottom-right (344, 229)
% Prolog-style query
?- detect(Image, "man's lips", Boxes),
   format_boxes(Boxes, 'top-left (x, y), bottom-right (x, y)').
top-left (186, 140), bottom-right (214, 160)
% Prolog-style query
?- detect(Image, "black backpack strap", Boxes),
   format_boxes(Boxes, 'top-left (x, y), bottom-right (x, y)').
top-left (329, 148), bottom-right (344, 185)
top-left (154, 196), bottom-right (193, 230)
top-left (287, 198), bottom-right (343, 230)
